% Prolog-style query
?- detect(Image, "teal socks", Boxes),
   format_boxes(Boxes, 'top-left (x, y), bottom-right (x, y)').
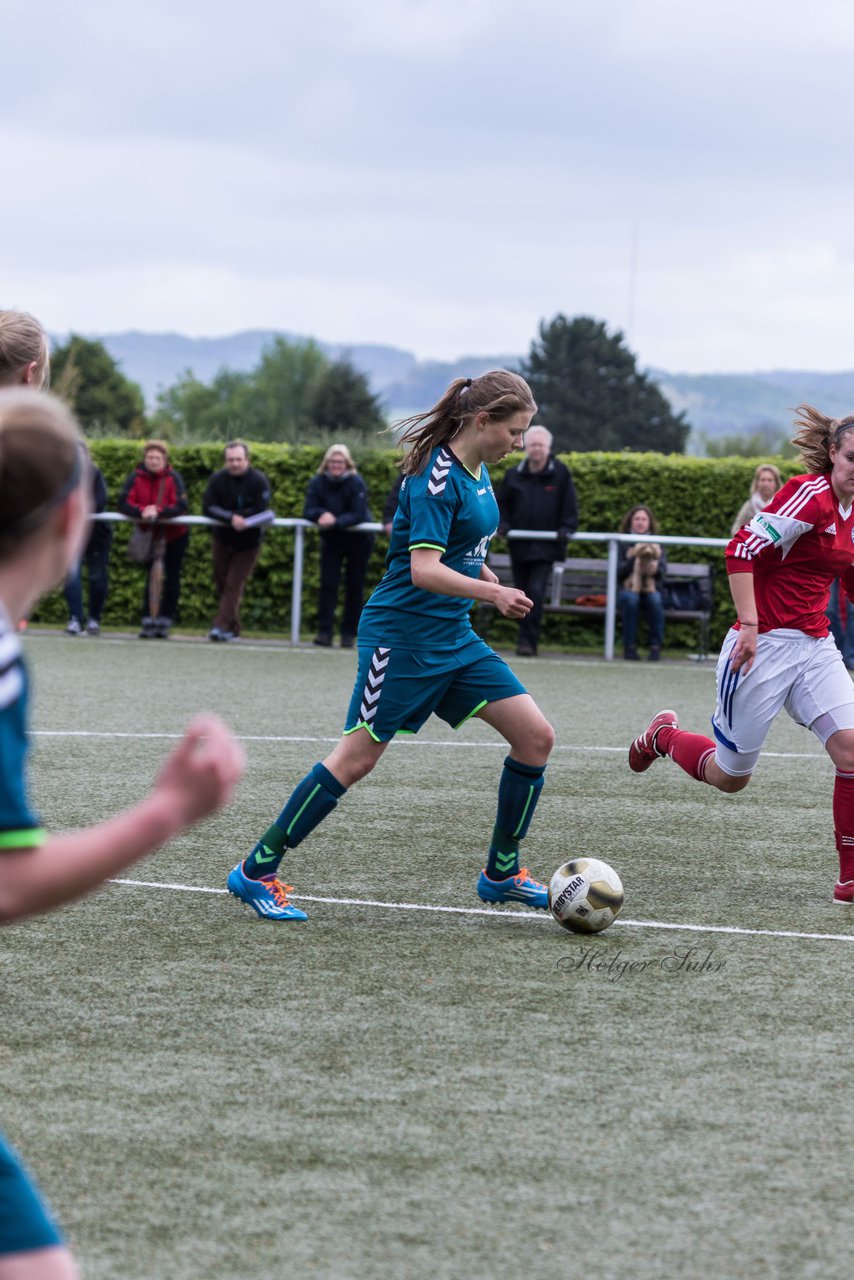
top-left (486, 757), bottom-right (546, 881)
top-left (243, 762), bottom-right (347, 879)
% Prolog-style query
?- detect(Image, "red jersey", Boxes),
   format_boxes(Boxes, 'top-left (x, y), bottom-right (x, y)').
top-left (726, 472), bottom-right (854, 636)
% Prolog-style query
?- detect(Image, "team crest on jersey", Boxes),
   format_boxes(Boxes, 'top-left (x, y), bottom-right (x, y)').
top-left (754, 514), bottom-right (781, 543)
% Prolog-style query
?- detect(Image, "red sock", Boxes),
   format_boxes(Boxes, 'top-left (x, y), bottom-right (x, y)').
top-left (655, 725), bottom-right (716, 783)
top-left (833, 771), bottom-right (854, 882)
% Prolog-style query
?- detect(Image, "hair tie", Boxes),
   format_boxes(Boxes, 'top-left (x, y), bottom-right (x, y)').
top-left (459, 378), bottom-right (473, 396)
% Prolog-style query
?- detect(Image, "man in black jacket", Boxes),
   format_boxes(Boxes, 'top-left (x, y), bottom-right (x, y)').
top-left (203, 442), bottom-right (273, 640)
top-left (497, 425), bottom-right (578, 656)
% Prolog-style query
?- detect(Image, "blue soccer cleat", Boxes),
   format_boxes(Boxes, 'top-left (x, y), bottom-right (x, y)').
top-left (477, 867), bottom-right (549, 910)
top-left (226, 861), bottom-right (308, 921)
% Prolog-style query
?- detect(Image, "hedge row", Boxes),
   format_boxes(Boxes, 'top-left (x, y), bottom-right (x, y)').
top-left (32, 442), bottom-right (800, 651)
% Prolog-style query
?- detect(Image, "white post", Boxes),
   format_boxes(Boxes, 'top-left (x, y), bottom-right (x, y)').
top-left (605, 538), bottom-right (619, 661)
top-left (291, 523), bottom-right (305, 646)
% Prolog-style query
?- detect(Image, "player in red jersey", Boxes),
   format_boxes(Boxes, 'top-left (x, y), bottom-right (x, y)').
top-left (629, 403), bottom-right (854, 903)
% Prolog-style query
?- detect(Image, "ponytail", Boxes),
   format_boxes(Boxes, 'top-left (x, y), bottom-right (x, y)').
top-left (791, 403), bottom-right (854, 473)
top-left (394, 370), bottom-right (536, 476)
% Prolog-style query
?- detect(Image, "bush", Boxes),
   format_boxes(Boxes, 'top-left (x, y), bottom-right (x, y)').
top-left (32, 444), bottom-right (798, 652)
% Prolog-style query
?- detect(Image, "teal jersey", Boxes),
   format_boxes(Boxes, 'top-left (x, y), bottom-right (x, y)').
top-left (0, 607), bottom-right (43, 850)
top-left (358, 445), bottom-right (499, 649)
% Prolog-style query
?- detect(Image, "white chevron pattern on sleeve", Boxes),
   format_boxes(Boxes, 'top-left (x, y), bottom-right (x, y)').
top-left (427, 449), bottom-right (453, 496)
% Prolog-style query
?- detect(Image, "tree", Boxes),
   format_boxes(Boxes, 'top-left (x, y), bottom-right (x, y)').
top-left (51, 336), bottom-right (146, 436)
top-left (520, 315), bottom-right (689, 454)
top-left (152, 368), bottom-right (254, 441)
top-left (311, 357), bottom-right (386, 435)
top-left (248, 337), bottom-right (331, 441)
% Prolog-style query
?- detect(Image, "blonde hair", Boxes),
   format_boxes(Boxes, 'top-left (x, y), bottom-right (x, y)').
top-left (395, 370), bottom-right (536, 476)
top-left (318, 443), bottom-right (357, 475)
top-left (0, 389), bottom-right (84, 559)
top-left (0, 311), bottom-right (50, 389)
top-left (750, 463), bottom-right (782, 494)
top-left (790, 404), bottom-right (854, 474)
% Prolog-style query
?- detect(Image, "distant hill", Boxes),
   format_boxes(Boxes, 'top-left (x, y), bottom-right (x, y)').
top-left (52, 329), bottom-right (854, 442)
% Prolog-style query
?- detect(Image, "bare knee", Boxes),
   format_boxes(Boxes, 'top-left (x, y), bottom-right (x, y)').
top-left (323, 733), bottom-right (386, 788)
top-left (706, 763), bottom-right (752, 794)
top-left (513, 716), bottom-right (555, 766)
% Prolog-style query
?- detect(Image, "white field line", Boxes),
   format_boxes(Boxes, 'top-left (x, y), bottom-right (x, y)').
top-left (32, 730), bottom-right (823, 760)
top-left (109, 877), bottom-right (854, 944)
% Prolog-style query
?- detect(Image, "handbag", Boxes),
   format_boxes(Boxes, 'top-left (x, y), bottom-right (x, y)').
top-left (126, 478), bottom-right (167, 563)
top-left (662, 579), bottom-right (707, 611)
top-left (127, 525), bottom-right (154, 563)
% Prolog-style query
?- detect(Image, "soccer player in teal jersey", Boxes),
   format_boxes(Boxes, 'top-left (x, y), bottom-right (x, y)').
top-left (0, 389), bottom-right (244, 1280)
top-left (228, 369), bottom-right (556, 921)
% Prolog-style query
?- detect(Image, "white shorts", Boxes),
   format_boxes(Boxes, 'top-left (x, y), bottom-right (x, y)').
top-left (712, 628), bottom-right (854, 776)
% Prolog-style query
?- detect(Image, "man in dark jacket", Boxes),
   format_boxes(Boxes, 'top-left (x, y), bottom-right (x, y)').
top-left (497, 425), bottom-right (578, 656)
top-left (203, 441), bottom-right (273, 641)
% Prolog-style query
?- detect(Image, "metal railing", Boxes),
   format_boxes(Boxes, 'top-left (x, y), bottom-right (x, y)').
top-left (97, 514), bottom-right (729, 658)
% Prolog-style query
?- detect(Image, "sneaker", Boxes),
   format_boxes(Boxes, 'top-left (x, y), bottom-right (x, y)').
top-left (476, 867), bottom-right (549, 910)
top-left (65, 618), bottom-right (82, 636)
top-left (139, 617), bottom-right (156, 639)
top-left (86, 620), bottom-right (100, 636)
top-left (340, 634), bottom-right (355, 649)
top-left (313, 633), bottom-right (332, 647)
top-left (154, 616), bottom-right (171, 639)
top-left (226, 861), bottom-right (308, 921)
top-left (833, 880), bottom-right (854, 903)
top-left (208, 627), bottom-right (222, 642)
top-left (516, 642), bottom-right (536, 657)
top-left (218, 630), bottom-right (236, 642)
top-left (629, 709), bottom-right (679, 773)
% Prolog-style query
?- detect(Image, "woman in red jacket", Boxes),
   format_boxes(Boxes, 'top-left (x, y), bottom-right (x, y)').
top-left (118, 441), bottom-right (189, 638)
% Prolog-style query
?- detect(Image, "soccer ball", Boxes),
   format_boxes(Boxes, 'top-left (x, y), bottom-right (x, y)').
top-left (548, 858), bottom-right (624, 934)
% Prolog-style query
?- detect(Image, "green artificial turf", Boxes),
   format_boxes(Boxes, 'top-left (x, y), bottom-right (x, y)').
top-left (1, 636), bottom-right (851, 1279)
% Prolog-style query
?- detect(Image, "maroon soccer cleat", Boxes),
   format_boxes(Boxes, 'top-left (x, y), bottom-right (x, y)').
top-left (833, 880), bottom-right (854, 904)
top-left (628, 709), bottom-right (679, 773)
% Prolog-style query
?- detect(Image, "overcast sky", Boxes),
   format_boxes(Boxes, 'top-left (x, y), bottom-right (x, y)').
top-left (3, 0), bottom-right (854, 372)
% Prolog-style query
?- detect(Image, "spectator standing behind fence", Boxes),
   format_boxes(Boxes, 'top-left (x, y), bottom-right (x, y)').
top-left (117, 441), bottom-right (189, 640)
top-left (730, 464), bottom-right (782, 535)
top-left (497, 425), bottom-right (578, 657)
top-left (304, 444), bottom-right (374, 649)
top-left (618, 504), bottom-right (667, 662)
top-left (202, 441), bottom-right (273, 642)
top-left (64, 463), bottom-right (111, 636)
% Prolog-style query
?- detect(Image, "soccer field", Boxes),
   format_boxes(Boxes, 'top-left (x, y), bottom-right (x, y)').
top-left (3, 635), bottom-right (853, 1280)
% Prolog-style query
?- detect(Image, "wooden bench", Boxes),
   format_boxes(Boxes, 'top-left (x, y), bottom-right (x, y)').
top-left (477, 552), bottom-right (715, 657)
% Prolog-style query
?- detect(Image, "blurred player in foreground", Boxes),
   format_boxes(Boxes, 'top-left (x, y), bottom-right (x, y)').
top-left (0, 389), bottom-right (245, 1278)
top-left (0, 310), bottom-right (50, 389)
top-left (629, 404), bottom-right (854, 903)
top-left (227, 370), bottom-right (556, 920)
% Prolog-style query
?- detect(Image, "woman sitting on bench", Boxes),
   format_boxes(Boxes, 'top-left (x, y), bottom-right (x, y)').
top-left (618, 504), bottom-right (667, 661)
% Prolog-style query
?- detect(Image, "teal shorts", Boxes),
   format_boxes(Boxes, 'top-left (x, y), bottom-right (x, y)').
top-left (344, 635), bottom-right (527, 742)
top-left (0, 1134), bottom-right (63, 1255)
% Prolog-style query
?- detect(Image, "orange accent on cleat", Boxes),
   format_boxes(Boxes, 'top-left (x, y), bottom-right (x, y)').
top-left (629, 709), bottom-right (679, 773)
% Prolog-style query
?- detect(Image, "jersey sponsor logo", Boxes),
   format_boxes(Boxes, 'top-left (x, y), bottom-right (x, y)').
top-left (427, 449), bottom-right (452, 496)
top-left (825, 523), bottom-right (837, 534)
top-left (462, 529), bottom-right (496, 565)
